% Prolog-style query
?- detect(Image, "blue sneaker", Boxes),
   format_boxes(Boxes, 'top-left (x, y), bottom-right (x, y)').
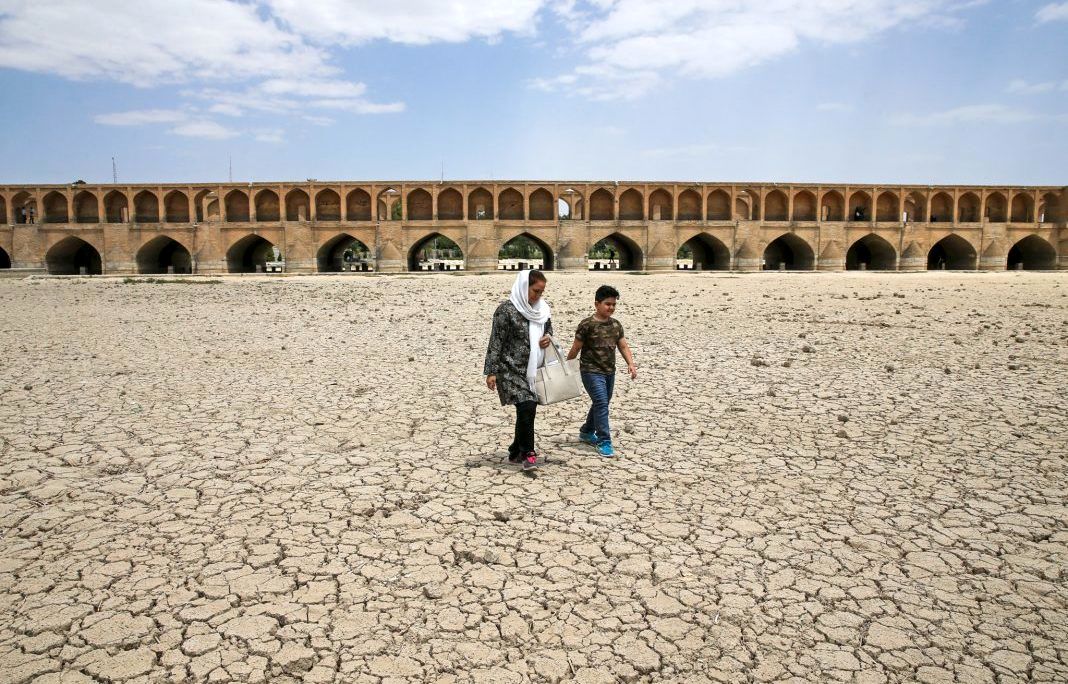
top-left (597, 441), bottom-right (615, 457)
top-left (579, 430), bottom-right (599, 446)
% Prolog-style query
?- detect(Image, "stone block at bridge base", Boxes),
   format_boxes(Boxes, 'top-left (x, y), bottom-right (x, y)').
top-left (898, 257), bottom-right (926, 271)
top-left (818, 259), bottom-right (845, 272)
top-left (734, 258), bottom-right (762, 272)
top-left (644, 257), bottom-right (675, 271)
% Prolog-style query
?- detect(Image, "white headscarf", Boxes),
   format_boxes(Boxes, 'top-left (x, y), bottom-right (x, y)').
top-left (508, 270), bottom-right (551, 392)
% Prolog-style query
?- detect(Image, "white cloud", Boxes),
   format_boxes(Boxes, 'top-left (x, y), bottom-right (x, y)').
top-left (169, 120), bottom-right (239, 139)
top-left (817, 102), bottom-right (854, 112)
top-left (209, 103), bottom-right (244, 117)
top-left (889, 104), bottom-right (1041, 126)
top-left (94, 109), bottom-right (189, 126)
top-left (1035, 2), bottom-right (1068, 22)
top-left (1007, 78), bottom-right (1068, 94)
top-left (536, 1), bottom-right (978, 99)
top-left (254, 129), bottom-right (285, 143)
top-left (264, 0), bottom-right (545, 45)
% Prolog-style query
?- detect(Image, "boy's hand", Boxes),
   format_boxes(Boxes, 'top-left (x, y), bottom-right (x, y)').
top-left (486, 375), bottom-right (496, 391)
top-left (628, 364), bottom-right (638, 380)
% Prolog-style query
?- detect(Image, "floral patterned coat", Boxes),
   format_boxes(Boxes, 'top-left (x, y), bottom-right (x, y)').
top-left (483, 301), bottom-right (554, 406)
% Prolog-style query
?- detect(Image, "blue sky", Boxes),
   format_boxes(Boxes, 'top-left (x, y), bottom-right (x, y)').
top-left (0, 0), bottom-right (1065, 185)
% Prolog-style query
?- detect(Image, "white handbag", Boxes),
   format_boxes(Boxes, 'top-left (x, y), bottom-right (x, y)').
top-left (535, 337), bottom-right (584, 405)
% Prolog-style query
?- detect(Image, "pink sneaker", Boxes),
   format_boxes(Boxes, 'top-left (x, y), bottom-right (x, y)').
top-left (522, 451), bottom-right (539, 471)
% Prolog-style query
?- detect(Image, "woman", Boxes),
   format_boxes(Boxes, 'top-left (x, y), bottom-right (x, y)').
top-left (484, 270), bottom-right (553, 470)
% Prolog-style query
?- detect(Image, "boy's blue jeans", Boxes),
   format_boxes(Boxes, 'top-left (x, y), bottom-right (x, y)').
top-left (580, 371), bottom-right (615, 443)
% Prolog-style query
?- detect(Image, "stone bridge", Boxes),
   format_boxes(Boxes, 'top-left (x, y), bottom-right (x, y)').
top-left (0, 181), bottom-right (1064, 274)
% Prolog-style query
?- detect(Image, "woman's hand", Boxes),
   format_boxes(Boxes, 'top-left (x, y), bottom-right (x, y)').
top-left (486, 375), bottom-right (497, 391)
top-left (539, 335), bottom-right (551, 349)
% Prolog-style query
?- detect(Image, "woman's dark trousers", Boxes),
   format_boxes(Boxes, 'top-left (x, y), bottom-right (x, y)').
top-left (509, 401), bottom-right (538, 457)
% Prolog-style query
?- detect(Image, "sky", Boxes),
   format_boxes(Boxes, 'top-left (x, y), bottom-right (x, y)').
top-left (0, 0), bottom-right (1065, 186)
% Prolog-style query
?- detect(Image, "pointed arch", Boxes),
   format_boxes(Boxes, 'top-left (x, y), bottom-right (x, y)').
top-left (984, 192), bottom-right (1007, 222)
top-left (792, 190), bottom-right (816, 221)
top-left (588, 232), bottom-right (643, 270)
top-left (904, 191), bottom-right (926, 222)
top-left (193, 189), bottom-right (213, 223)
top-left (346, 188), bottom-right (372, 221)
top-left (499, 233), bottom-right (554, 270)
top-left (252, 189), bottom-right (279, 222)
top-left (133, 190), bottom-right (159, 223)
top-left (164, 190), bottom-right (190, 223)
top-left (648, 188), bottom-right (673, 220)
top-left (407, 188), bottom-right (432, 220)
top-left (315, 189), bottom-right (341, 221)
top-left (820, 190), bottom-right (844, 221)
top-left (876, 191), bottom-right (899, 222)
top-left (848, 191), bottom-right (871, 221)
top-left (137, 235), bottom-right (192, 274)
top-left (529, 188), bottom-right (554, 220)
top-left (11, 192), bottom-right (36, 224)
top-left (0, 245), bottom-right (10, 269)
top-left (846, 234), bottom-right (897, 270)
top-left (927, 234), bottom-right (976, 270)
top-left (226, 234), bottom-right (275, 273)
top-left (437, 188), bottom-right (463, 220)
top-left (706, 189), bottom-right (730, 220)
top-left (763, 233), bottom-right (815, 270)
top-left (103, 190), bottom-right (127, 223)
top-left (46, 236), bottom-right (102, 274)
top-left (317, 233), bottom-right (373, 272)
top-left (678, 233), bottom-right (729, 270)
top-left (737, 189), bottom-right (760, 220)
top-left (1007, 235), bottom-right (1056, 270)
top-left (285, 189), bottom-right (310, 222)
top-left (72, 190), bottom-right (98, 223)
top-left (958, 192), bottom-right (980, 222)
top-left (677, 189), bottom-right (701, 220)
top-left (225, 190), bottom-right (250, 222)
top-left (408, 233), bottom-right (465, 271)
top-left (42, 191), bottom-right (68, 223)
top-left (498, 188), bottom-right (524, 220)
top-left (1039, 192), bottom-right (1060, 223)
top-left (764, 190), bottom-right (788, 221)
top-left (589, 188), bottom-right (614, 220)
top-left (618, 189), bottom-right (643, 220)
top-left (1010, 193), bottom-right (1034, 223)
top-left (468, 187), bottom-right (493, 220)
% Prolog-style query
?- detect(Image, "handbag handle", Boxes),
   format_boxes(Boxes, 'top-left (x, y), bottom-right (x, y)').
top-left (541, 336), bottom-right (574, 375)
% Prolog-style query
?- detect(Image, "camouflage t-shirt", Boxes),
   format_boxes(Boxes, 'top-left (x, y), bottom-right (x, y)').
top-left (575, 316), bottom-right (625, 375)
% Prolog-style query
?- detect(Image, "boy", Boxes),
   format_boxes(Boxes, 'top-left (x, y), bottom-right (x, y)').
top-left (566, 285), bottom-right (637, 457)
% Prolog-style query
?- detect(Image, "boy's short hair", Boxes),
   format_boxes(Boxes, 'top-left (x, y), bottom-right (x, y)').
top-left (595, 285), bottom-right (619, 302)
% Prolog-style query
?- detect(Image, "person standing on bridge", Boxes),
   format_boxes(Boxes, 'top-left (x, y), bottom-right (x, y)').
top-left (484, 270), bottom-right (553, 471)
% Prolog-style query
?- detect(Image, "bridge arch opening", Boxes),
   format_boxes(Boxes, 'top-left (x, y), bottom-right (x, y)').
top-left (764, 190), bottom-right (788, 221)
top-left (0, 245), bottom-right (9, 269)
top-left (165, 190), bottom-right (190, 223)
top-left (103, 190), bottom-right (127, 223)
top-left (46, 236), bottom-right (102, 275)
top-left (12, 192), bottom-right (36, 224)
top-left (407, 188), bottom-right (432, 220)
top-left (648, 188), bottom-right (672, 220)
top-left (318, 234), bottom-right (373, 272)
top-left (286, 189), bottom-right (310, 222)
top-left (316, 189), bottom-right (341, 221)
top-left (763, 234), bottom-right (815, 270)
top-left (43, 191), bottom-right (68, 223)
top-left (346, 188), bottom-right (372, 220)
top-left (498, 188), bottom-right (524, 220)
top-left (589, 233), bottom-right (642, 270)
top-left (73, 191), bottom-right (98, 223)
top-left (821, 191), bottom-right (844, 221)
top-left (677, 234), bottom-right (729, 271)
top-left (227, 234), bottom-right (275, 273)
top-left (225, 190), bottom-right (250, 222)
top-left (254, 189), bottom-right (280, 222)
top-left (848, 191), bottom-right (871, 221)
top-left (985, 192), bottom-right (1007, 222)
top-left (499, 234), bottom-right (553, 270)
top-left (846, 234), bottom-right (897, 270)
top-left (736, 189), bottom-right (759, 220)
top-left (929, 192), bottom-right (952, 222)
top-left (134, 190), bottom-right (159, 223)
top-left (1039, 192), bottom-right (1060, 223)
top-left (437, 188), bottom-right (463, 220)
top-left (529, 188), bottom-right (554, 220)
top-left (1010, 193), bottom-right (1034, 222)
top-left (793, 191), bottom-right (816, 221)
top-left (557, 198), bottom-right (572, 219)
top-left (468, 188), bottom-right (493, 220)
top-left (958, 192), bottom-right (980, 222)
top-left (589, 189), bottom-right (614, 220)
top-left (927, 234), bottom-right (976, 270)
top-left (409, 234), bottom-right (464, 271)
top-left (677, 189), bottom-right (701, 220)
top-left (707, 189), bottom-right (730, 220)
top-left (618, 189), bottom-right (643, 220)
top-left (137, 236), bottom-right (192, 274)
top-left (1007, 235), bottom-right (1056, 270)
top-left (904, 191), bottom-right (926, 222)
top-left (876, 191), bottom-right (899, 222)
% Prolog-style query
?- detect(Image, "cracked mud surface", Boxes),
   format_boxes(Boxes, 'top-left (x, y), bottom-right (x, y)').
top-left (0, 271), bottom-right (1065, 683)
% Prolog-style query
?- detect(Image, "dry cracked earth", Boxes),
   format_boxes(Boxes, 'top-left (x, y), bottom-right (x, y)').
top-left (0, 271), bottom-right (1065, 684)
